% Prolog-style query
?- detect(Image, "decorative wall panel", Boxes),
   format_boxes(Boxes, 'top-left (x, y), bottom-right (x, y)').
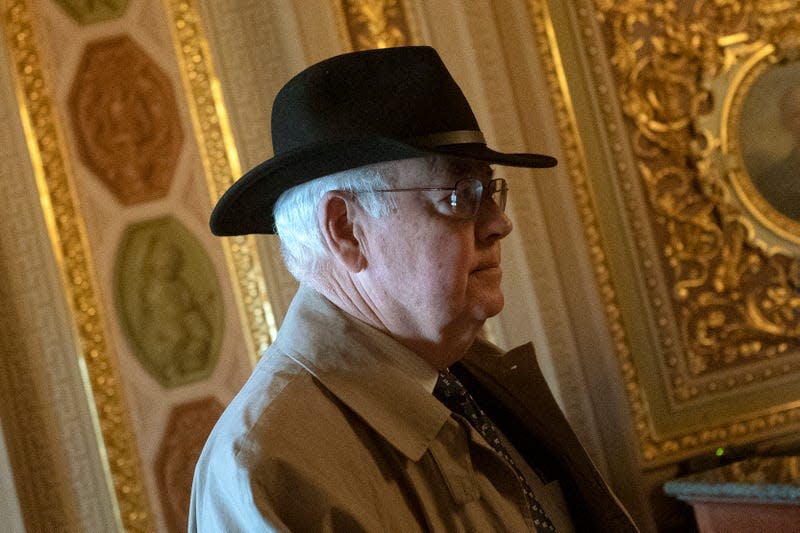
top-left (1, 1), bottom-right (154, 530)
top-left (54, 0), bottom-right (128, 25)
top-left (115, 216), bottom-right (222, 388)
top-left (587, 0), bottom-right (800, 462)
top-left (155, 397), bottom-right (224, 533)
top-left (69, 35), bottom-right (183, 205)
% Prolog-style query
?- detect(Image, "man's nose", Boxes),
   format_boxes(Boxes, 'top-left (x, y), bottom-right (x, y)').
top-left (475, 198), bottom-right (513, 242)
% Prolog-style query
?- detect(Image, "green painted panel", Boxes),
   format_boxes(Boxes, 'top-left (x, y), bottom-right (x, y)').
top-left (115, 216), bottom-right (223, 388)
top-left (54, 0), bottom-right (129, 25)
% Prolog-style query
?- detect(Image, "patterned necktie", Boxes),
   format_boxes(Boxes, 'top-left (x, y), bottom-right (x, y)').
top-left (434, 369), bottom-right (556, 532)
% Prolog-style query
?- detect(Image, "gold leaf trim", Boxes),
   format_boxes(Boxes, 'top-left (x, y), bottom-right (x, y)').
top-left (2, 0), bottom-right (153, 530)
top-left (163, 0), bottom-right (277, 364)
top-left (335, 0), bottom-right (416, 51)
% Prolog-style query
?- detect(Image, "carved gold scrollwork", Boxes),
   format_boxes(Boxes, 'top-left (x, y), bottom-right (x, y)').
top-left (597, 0), bottom-right (800, 460)
top-left (338, 0), bottom-right (413, 50)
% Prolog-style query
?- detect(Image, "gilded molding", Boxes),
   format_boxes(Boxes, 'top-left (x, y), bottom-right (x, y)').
top-left (2, 0), bottom-right (153, 530)
top-left (596, 0), bottom-right (800, 389)
top-left (336, 0), bottom-right (415, 50)
top-left (163, 0), bottom-right (277, 363)
top-left (526, 0), bottom-right (645, 455)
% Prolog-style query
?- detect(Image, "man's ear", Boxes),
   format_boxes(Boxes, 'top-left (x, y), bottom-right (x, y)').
top-left (317, 191), bottom-right (367, 272)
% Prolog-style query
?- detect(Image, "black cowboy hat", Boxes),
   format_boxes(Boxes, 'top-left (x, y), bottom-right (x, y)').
top-left (210, 46), bottom-right (557, 236)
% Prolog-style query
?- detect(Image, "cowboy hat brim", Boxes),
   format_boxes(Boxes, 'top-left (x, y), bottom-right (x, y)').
top-left (209, 135), bottom-right (556, 236)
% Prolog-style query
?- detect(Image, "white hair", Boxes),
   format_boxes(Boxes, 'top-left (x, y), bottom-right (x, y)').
top-left (273, 163), bottom-right (400, 284)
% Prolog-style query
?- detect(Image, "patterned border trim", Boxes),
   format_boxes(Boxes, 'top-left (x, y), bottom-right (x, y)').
top-left (2, 0), bottom-right (153, 530)
top-left (163, 0), bottom-right (277, 364)
top-left (524, 0), bottom-right (650, 455)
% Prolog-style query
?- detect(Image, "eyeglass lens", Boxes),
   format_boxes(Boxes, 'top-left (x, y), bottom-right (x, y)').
top-left (451, 179), bottom-right (507, 218)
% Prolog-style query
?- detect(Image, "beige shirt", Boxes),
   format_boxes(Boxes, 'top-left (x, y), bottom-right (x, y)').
top-left (189, 286), bottom-right (635, 532)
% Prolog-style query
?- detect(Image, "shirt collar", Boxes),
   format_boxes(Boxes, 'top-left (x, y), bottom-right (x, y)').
top-left (274, 285), bottom-right (449, 461)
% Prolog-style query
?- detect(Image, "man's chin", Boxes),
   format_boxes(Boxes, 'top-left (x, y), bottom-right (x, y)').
top-left (471, 293), bottom-right (504, 321)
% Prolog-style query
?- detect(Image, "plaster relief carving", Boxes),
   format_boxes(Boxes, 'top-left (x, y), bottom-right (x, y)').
top-left (114, 216), bottom-right (222, 388)
top-left (69, 35), bottom-right (183, 205)
top-left (155, 397), bottom-right (224, 532)
top-left (54, 0), bottom-right (129, 25)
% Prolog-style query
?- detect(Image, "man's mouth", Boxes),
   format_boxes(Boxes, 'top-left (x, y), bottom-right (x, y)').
top-left (472, 263), bottom-right (501, 274)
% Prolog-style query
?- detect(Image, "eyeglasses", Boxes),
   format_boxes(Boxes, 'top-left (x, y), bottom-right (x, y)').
top-left (363, 177), bottom-right (508, 219)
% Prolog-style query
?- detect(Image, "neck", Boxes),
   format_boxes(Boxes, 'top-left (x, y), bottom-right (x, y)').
top-left (316, 276), bottom-right (479, 371)
top-left (394, 328), bottom-right (479, 370)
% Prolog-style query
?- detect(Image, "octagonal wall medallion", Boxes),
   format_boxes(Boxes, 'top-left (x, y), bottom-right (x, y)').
top-left (69, 35), bottom-right (183, 205)
top-left (155, 397), bottom-right (224, 532)
top-left (54, 0), bottom-right (129, 25)
top-left (114, 216), bottom-right (223, 388)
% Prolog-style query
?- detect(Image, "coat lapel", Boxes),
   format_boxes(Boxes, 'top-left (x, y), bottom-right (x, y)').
top-left (454, 341), bottom-right (639, 532)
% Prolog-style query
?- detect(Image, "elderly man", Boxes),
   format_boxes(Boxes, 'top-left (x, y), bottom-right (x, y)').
top-left (190, 46), bottom-right (637, 532)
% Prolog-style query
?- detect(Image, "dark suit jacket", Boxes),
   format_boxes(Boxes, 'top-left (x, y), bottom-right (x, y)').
top-left (456, 342), bottom-right (639, 532)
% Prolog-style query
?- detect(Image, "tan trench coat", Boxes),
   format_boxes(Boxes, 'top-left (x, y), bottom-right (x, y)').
top-left (189, 287), bottom-right (638, 532)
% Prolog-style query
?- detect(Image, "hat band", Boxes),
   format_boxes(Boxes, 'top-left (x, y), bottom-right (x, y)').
top-left (408, 130), bottom-right (486, 147)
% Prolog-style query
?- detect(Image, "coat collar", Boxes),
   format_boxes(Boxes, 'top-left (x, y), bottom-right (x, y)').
top-left (274, 286), bottom-right (450, 461)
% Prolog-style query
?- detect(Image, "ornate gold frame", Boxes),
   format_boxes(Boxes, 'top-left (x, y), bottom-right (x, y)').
top-left (713, 39), bottom-right (800, 246)
top-left (592, 0), bottom-right (800, 462)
